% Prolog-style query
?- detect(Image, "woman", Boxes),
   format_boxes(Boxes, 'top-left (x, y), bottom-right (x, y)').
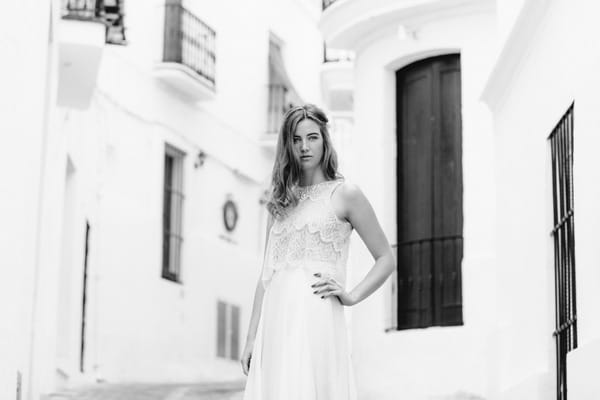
top-left (241, 104), bottom-right (395, 400)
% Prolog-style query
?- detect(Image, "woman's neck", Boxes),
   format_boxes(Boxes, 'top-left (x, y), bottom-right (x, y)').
top-left (299, 170), bottom-right (328, 187)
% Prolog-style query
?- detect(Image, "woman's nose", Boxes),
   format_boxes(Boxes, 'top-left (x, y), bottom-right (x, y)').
top-left (300, 140), bottom-right (309, 151)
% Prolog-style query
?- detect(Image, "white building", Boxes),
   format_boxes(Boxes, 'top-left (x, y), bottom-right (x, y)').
top-left (320, 0), bottom-right (600, 399)
top-left (1, 0), bottom-right (327, 399)
top-left (6, 0), bottom-right (600, 399)
top-left (0, 1), bottom-right (57, 400)
top-left (482, 1), bottom-right (600, 399)
top-left (321, 0), bottom-right (497, 398)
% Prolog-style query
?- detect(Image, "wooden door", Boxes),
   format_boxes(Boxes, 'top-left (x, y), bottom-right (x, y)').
top-left (396, 54), bottom-right (463, 329)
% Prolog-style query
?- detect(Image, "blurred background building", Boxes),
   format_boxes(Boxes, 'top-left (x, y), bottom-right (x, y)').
top-left (1, 0), bottom-right (599, 400)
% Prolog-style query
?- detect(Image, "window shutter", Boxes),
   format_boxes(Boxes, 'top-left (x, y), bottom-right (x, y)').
top-left (432, 58), bottom-right (463, 326)
top-left (396, 60), bottom-right (434, 329)
top-left (217, 301), bottom-right (226, 358)
top-left (438, 238), bottom-right (463, 325)
top-left (230, 305), bottom-right (240, 360)
top-left (396, 245), bottom-right (422, 329)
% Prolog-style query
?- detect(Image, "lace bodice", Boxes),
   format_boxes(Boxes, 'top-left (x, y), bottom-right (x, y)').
top-left (261, 179), bottom-right (353, 289)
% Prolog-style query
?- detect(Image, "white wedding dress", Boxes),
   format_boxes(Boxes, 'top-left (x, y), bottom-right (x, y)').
top-left (243, 179), bottom-right (357, 400)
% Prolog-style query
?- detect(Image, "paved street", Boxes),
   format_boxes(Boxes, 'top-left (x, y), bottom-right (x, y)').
top-left (44, 381), bottom-right (245, 400)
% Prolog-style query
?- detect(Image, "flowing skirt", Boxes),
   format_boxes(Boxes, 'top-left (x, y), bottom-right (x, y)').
top-left (243, 265), bottom-right (357, 400)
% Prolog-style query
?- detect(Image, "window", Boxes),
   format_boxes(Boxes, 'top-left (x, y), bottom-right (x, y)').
top-left (61, 0), bottom-right (127, 44)
top-left (393, 55), bottom-right (463, 330)
top-left (163, 0), bottom-right (216, 86)
top-left (162, 144), bottom-right (185, 282)
top-left (267, 36), bottom-right (303, 134)
top-left (103, 0), bottom-right (127, 44)
top-left (549, 103), bottom-right (577, 400)
top-left (217, 300), bottom-right (240, 360)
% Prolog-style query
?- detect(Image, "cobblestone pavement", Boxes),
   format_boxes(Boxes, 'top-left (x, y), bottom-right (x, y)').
top-left (44, 381), bottom-right (245, 400)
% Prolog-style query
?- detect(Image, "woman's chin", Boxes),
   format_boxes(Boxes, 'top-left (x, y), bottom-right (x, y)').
top-left (300, 163), bottom-right (317, 172)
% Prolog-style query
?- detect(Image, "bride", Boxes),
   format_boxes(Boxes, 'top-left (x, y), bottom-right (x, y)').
top-left (241, 104), bottom-right (395, 400)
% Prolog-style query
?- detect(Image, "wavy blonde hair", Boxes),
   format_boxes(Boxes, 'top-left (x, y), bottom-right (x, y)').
top-left (266, 104), bottom-right (341, 219)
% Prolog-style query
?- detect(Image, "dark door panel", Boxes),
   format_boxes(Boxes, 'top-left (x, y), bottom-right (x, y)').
top-left (395, 54), bottom-right (463, 329)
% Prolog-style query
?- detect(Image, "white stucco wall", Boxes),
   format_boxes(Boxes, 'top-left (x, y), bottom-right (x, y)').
top-left (45, 0), bottom-right (326, 387)
top-left (485, 0), bottom-right (600, 398)
top-left (345, 9), bottom-right (497, 400)
top-left (0, 0), bottom-right (326, 398)
top-left (0, 1), bottom-right (63, 400)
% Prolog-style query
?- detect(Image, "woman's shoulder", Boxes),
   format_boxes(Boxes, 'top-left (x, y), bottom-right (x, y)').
top-left (332, 178), bottom-right (365, 204)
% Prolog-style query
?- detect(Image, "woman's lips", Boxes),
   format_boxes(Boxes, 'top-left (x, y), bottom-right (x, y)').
top-left (301, 155), bottom-right (312, 161)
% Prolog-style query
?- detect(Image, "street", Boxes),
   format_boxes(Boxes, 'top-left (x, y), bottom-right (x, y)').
top-left (45, 381), bottom-right (245, 400)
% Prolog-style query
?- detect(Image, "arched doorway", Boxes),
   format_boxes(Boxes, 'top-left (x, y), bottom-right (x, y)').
top-left (395, 54), bottom-right (463, 330)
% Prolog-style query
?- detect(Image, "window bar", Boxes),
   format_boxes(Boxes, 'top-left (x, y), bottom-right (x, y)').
top-left (549, 104), bottom-right (576, 400)
top-left (550, 131), bottom-right (562, 399)
top-left (567, 110), bottom-right (578, 350)
top-left (163, 2), bottom-right (216, 86)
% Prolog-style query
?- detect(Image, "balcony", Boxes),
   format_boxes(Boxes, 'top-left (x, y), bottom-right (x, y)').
top-left (320, 0), bottom-right (493, 50)
top-left (154, 2), bottom-right (216, 101)
top-left (321, 46), bottom-right (354, 112)
top-left (58, 0), bottom-right (125, 108)
top-left (62, 0), bottom-right (127, 45)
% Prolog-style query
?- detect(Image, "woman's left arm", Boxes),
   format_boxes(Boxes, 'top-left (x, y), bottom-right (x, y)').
top-left (313, 183), bottom-right (396, 306)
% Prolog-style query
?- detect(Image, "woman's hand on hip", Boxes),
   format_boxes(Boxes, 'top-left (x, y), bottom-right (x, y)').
top-left (311, 272), bottom-right (356, 306)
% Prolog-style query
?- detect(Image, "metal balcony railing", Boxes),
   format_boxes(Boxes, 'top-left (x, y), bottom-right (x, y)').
top-left (163, 3), bottom-right (216, 87)
top-left (323, 46), bottom-right (354, 63)
top-left (322, 0), bottom-right (339, 11)
top-left (62, 0), bottom-right (126, 44)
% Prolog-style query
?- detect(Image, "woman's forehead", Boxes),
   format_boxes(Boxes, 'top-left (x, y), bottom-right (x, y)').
top-left (294, 119), bottom-right (321, 135)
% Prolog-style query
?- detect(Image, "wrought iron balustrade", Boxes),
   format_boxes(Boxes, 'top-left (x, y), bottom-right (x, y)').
top-left (163, 3), bottom-right (216, 87)
top-left (62, 0), bottom-right (126, 44)
top-left (62, 0), bottom-right (103, 19)
top-left (323, 46), bottom-right (354, 63)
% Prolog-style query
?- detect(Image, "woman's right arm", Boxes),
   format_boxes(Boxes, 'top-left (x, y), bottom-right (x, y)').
top-left (240, 213), bottom-right (274, 375)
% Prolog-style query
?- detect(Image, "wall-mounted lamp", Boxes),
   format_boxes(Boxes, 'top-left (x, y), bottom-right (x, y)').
top-left (397, 25), bottom-right (417, 41)
top-left (259, 189), bottom-right (270, 205)
top-left (194, 150), bottom-right (207, 168)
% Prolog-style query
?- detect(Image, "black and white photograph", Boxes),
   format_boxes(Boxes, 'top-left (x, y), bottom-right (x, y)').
top-left (1, 0), bottom-right (598, 399)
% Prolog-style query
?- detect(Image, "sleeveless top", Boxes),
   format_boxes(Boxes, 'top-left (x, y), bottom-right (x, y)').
top-left (261, 179), bottom-right (353, 290)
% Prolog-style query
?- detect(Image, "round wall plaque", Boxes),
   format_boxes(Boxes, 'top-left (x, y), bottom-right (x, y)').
top-left (223, 199), bottom-right (238, 232)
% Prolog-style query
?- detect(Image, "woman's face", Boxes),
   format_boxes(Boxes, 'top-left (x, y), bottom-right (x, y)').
top-left (292, 119), bottom-right (324, 172)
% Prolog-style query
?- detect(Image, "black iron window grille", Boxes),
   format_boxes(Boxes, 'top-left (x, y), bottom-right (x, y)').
top-left (549, 103), bottom-right (577, 400)
top-left (162, 144), bottom-right (185, 282)
top-left (62, 0), bottom-right (127, 45)
top-left (163, 1), bottom-right (216, 87)
top-left (322, 0), bottom-right (339, 11)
